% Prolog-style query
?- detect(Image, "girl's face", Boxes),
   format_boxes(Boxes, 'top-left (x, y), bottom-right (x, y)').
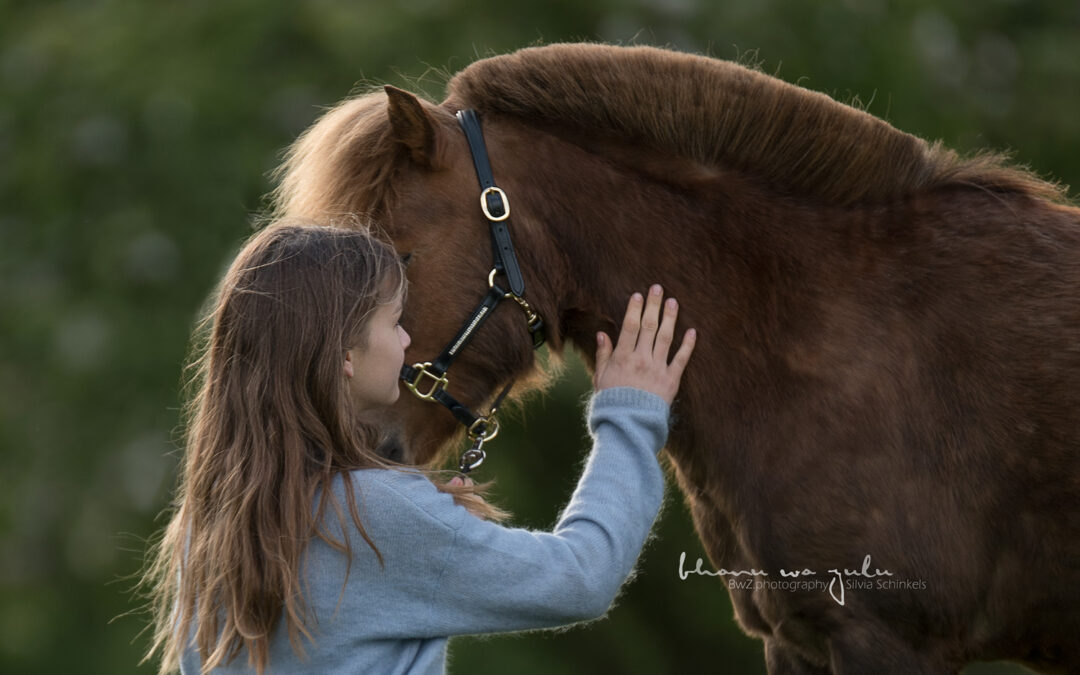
top-left (344, 293), bottom-right (411, 412)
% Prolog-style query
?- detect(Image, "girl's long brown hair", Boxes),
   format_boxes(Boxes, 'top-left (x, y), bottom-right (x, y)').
top-left (141, 221), bottom-right (507, 674)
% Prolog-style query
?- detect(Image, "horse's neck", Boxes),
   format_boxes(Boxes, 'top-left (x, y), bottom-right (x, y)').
top-left (506, 123), bottom-right (841, 358)
top-left (504, 121), bottom-right (874, 509)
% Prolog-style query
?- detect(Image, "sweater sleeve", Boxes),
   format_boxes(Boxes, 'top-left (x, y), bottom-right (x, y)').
top-left (321, 386), bottom-right (670, 640)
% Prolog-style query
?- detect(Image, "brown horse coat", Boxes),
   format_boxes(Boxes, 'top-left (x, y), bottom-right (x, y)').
top-left (272, 44), bottom-right (1080, 674)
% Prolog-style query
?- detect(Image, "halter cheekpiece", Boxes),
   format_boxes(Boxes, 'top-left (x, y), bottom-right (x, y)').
top-left (399, 109), bottom-right (546, 473)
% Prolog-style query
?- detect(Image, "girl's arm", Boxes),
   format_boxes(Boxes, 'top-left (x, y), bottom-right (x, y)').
top-left (421, 385), bottom-right (670, 635)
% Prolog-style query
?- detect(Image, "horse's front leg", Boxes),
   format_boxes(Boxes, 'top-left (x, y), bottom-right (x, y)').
top-left (827, 624), bottom-right (955, 675)
top-left (765, 639), bottom-right (831, 675)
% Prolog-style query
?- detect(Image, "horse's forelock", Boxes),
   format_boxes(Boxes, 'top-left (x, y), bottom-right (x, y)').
top-left (445, 43), bottom-right (1064, 205)
top-left (271, 92), bottom-right (403, 224)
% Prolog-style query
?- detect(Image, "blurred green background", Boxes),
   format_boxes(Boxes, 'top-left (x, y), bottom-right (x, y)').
top-left (2, 0), bottom-right (1076, 673)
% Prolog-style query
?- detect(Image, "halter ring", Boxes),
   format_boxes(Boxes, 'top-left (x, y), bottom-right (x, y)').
top-left (488, 268), bottom-right (514, 298)
top-left (467, 415), bottom-right (500, 443)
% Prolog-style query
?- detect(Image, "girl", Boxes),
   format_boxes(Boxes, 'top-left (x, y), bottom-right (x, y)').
top-left (142, 221), bottom-right (696, 674)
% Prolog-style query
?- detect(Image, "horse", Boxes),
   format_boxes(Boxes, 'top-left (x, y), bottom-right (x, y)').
top-left (270, 43), bottom-right (1080, 674)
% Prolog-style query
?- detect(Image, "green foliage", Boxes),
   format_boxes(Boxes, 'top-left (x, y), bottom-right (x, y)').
top-left (2, 0), bottom-right (1073, 672)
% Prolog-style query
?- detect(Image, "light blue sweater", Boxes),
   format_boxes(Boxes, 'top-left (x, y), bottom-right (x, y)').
top-left (180, 387), bottom-right (669, 674)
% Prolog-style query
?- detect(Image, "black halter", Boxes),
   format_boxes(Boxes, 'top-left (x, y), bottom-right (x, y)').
top-left (399, 109), bottom-right (545, 473)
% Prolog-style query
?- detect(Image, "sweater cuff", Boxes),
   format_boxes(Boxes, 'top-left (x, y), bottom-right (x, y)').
top-left (586, 387), bottom-right (671, 455)
top-left (588, 386), bottom-right (670, 415)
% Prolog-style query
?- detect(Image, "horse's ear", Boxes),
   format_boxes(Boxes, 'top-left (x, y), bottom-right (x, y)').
top-left (385, 85), bottom-right (442, 168)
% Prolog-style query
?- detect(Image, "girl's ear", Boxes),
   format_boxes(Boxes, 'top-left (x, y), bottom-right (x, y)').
top-left (343, 351), bottom-right (354, 379)
top-left (384, 85), bottom-right (446, 169)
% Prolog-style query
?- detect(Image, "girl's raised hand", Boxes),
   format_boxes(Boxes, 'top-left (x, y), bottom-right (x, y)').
top-left (593, 284), bottom-right (697, 404)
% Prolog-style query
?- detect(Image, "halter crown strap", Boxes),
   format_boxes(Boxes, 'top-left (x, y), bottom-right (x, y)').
top-left (456, 110), bottom-right (526, 297)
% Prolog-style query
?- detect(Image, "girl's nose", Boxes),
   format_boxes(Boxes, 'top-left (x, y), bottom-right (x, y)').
top-left (400, 327), bottom-right (411, 349)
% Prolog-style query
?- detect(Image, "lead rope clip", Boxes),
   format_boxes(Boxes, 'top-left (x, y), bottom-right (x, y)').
top-left (459, 438), bottom-right (486, 474)
top-left (459, 412), bottom-right (500, 474)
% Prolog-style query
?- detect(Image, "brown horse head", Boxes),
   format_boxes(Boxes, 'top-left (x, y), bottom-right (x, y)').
top-left (272, 84), bottom-right (567, 465)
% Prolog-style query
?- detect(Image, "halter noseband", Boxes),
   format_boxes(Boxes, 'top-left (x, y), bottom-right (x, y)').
top-left (399, 109), bottom-right (546, 474)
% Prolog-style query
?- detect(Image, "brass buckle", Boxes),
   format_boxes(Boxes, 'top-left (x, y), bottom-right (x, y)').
top-left (480, 187), bottom-right (510, 222)
top-left (404, 362), bottom-right (448, 401)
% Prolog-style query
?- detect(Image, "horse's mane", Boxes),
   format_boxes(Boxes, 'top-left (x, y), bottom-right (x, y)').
top-left (445, 43), bottom-right (1064, 205)
top-left (271, 93), bottom-right (399, 221)
top-left (272, 43), bottom-right (1065, 221)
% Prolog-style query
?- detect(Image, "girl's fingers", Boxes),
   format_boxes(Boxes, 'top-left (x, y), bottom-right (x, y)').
top-left (593, 331), bottom-right (612, 387)
top-left (637, 285), bottom-right (663, 351)
top-left (595, 332), bottom-right (612, 367)
top-left (669, 328), bottom-right (697, 374)
top-left (654, 297), bottom-right (677, 360)
top-left (595, 286), bottom-right (697, 402)
top-left (615, 292), bottom-right (644, 351)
